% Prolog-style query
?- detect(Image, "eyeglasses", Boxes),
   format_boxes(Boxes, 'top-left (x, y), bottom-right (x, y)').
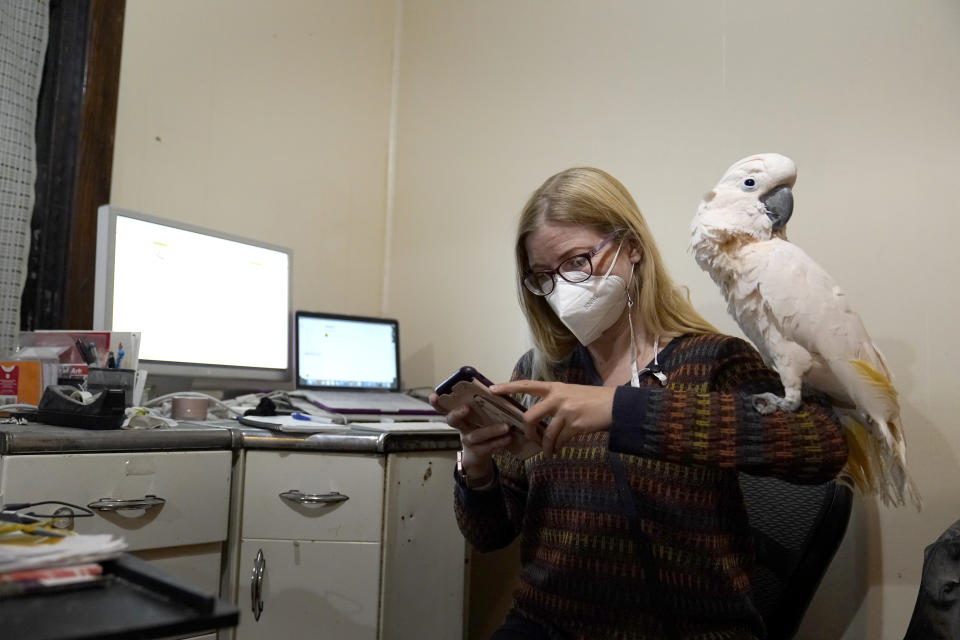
top-left (523, 232), bottom-right (620, 296)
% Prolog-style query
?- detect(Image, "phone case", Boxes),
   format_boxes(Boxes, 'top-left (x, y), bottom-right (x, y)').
top-left (435, 378), bottom-right (541, 459)
top-left (435, 366), bottom-right (529, 413)
top-left (435, 365), bottom-right (493, 396)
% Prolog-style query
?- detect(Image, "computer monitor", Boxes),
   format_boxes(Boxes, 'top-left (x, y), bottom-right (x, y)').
top-left (93, 205), bottom-right (293, 394)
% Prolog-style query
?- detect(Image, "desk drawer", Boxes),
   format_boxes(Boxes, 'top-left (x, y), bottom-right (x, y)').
top-left (242, 451), bottom-right (384, 542)
top-left (0, 450), bottom-right (231, 551)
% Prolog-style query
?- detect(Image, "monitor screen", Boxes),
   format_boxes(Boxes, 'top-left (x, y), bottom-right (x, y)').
top-left (296, 312), bottom-right (400, 391)
top-left (94, 205), bottom-right (293, 391)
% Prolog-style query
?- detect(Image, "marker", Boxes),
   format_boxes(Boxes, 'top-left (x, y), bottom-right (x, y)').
top-left (116, 343), bottom-right (125, 368)
top-left (291, 412), bottom-right (312, 421)
top-left (75, 339), bottom-right (95, 365)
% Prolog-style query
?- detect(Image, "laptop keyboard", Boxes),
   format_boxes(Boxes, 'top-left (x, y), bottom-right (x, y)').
top-left (304, 390), bottom-right (435, 413)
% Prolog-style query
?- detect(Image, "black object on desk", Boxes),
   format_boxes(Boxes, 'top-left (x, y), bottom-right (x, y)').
top-left (36, 385), bottom-right (126, 429)
top-left (1, 553), bottom-right (239, 640)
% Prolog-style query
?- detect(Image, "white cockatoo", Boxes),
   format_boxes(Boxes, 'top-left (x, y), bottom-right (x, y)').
top-left (690, 153), bottom-right (919, 508)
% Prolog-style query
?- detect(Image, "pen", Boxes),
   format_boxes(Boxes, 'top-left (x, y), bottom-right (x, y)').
top-left (116, 343), bottom-right (125, 368)
top-left (291, 412), bottom-right (312, 421)
top-left (0, 511), bottom-right (68, 538)
top-left (75, 338), bottom-right (94, 365)
top-left (88, 342), bottom-right (99, 366)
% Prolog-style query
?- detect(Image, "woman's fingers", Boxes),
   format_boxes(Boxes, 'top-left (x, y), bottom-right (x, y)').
top-left (522, 396), bottom-right (554, 433)
top-left (460, 422), bottom-right (513, 472)
top-left (491, 379), bottom-right (551, 398)
top-left (471, 432), bottom-right (514, 458)
top-left (551, 419), bottom-right (581, 455)
top-left (491, 380), bottom-right (553, 439)
top-left (444, 379), bottom-right (616, 458)
top-left (540, 413), bottom-right (564, 459)
top-left (492, 381), bottom-right (616, 457)
top-left (460, 422), bottom-right (510, 447)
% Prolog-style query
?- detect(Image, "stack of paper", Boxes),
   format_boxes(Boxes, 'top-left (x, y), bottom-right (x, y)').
top-left (0, 532), bottom-right (127, 574)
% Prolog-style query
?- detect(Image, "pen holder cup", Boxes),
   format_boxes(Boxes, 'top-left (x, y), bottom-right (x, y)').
top-left (86, 367), bottom-right (136, 408)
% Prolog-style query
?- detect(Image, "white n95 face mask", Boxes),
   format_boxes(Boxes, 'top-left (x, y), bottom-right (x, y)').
top-left (546, 242), bottom-right (628, 345)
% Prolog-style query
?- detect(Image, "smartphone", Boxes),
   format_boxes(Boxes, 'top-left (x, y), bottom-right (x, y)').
top-left (435, 366), bottom-right (520, 407)
top-left (434, 366), bottom-right (541, 458)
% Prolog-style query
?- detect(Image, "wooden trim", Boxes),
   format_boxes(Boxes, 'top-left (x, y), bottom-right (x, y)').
top-left (63, 0), bottom-right (125, 329)
top-left (22, 0), bottom-right (88, 331)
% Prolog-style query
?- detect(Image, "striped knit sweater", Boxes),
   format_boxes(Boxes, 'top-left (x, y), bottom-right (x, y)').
top-left (453, 332), bottom-right (848, 640)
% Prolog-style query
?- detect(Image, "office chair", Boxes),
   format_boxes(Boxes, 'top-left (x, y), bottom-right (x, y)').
top-left (738, 473), bottom-right (853, 640)
top-left (903, 517), bottom-right (960, 640)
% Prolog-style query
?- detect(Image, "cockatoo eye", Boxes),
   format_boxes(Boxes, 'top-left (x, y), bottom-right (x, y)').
top-left (741, 177), bottom-right (759, 192)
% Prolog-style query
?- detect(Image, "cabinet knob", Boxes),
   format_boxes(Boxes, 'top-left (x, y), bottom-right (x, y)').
top-left (87, 495), bottom-right (166, 512)
top-left (278, 489), bottom-right (350, 505)
top-left (251, 548), bottom-right (265, 621)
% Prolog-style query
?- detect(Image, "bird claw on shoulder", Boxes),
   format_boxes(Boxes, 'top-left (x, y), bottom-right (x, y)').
top-left (751, 393), bottom-right (780, 414)
top-left (750, 392), bottom-right (799, 414)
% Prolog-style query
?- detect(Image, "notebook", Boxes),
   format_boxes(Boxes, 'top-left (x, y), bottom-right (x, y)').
top-left (293, 311), bottom-right (438, 416)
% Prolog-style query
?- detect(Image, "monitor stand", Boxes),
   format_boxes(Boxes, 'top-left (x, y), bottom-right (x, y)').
top-left (141, 374), bottom-right (285, 404)
top-left (141, 375), bottom-right (197, 403)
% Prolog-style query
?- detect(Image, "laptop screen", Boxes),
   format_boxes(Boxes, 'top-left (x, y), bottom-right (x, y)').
top-left (295, 312), bottom-right (401, 391)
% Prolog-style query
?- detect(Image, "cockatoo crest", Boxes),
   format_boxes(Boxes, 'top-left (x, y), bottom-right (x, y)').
top-left (690, 153), bottom-right (920, 509)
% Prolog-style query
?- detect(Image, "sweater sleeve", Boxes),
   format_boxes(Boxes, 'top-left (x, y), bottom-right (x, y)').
top-left (452, 351), bottom-right (533, 552)
top-left (608, 336), bottom-right (848, 483)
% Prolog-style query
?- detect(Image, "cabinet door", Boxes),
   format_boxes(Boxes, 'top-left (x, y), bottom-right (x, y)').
top-left (380, 451), bottom-right (465, 639)
top-left (236, 539), bottom-right (380, 640)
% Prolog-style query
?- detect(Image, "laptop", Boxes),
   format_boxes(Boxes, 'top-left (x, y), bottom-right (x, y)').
top-left (293, 311), bottom-right (438, 417)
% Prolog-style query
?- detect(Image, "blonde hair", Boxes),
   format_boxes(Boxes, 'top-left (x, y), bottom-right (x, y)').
top-left (516, 167), bottom-right (716, 378)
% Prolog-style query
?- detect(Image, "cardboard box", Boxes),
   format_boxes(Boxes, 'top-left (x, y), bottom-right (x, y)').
top-left (0, 361), bottom-right (42, 406)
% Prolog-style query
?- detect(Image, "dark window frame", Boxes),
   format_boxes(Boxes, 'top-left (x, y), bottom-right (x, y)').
top-left (21, 0), bottom-right (125, 331)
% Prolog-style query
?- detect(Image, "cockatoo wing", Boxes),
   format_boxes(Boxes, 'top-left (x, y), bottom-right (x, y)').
top-left (751, 239), bottom-right (890, 397)
top-left (753, 239), bottom-right (914, 507)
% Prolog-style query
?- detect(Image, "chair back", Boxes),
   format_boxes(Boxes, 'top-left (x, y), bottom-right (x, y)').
top-left (738, 473), bottom-right (853, 640)
top-left (903, 517), bottom-right (960, 640)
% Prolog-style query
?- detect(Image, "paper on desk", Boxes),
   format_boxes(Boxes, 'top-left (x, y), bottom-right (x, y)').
top-left (348, 422), bottom-right (457, 433)
top-left (286, 396), bottom-right (339, 418)
top-left (0, 532), bottom-right (127, 574)
top-left (238, 414), bottom-right (353, 434)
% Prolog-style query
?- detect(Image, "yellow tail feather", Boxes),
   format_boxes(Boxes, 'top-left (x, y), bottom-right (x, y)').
top-left (839, 415), bottom-right (875, 494)
top-left (849, 359), bottom-right (899, 411)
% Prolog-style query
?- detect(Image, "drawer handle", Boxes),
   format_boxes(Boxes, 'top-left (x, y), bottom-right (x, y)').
top-left (279, 489), bottom-right (350, 505)
top-left (87, 495), bottom-right (166, 512)
top-left (251, 548), bottom-right (265, 621)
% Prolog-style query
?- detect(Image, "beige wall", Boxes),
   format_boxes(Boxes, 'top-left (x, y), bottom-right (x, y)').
top-left (111, 1), bottom-right (960, 638)
top-left (388, 2), bottom-right (960, 638)
top-left (111, 0), bottom-right (395, 316)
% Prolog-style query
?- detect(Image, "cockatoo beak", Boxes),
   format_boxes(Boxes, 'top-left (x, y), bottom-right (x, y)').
top-left (761, 185), bottom-right (793, 232)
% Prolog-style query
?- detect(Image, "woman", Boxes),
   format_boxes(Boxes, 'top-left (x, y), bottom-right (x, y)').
top-left (431, 167), bottom-right (848, 640)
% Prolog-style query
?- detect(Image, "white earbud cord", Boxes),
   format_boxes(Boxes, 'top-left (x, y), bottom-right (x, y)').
top-left (600, 240), bottom-right (625, 281)
top-left (627, 285), bottom-right (667, 388)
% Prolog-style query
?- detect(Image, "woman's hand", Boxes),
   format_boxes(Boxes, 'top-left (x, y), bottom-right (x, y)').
top-left (489, 381), bottom-right (616, 458)
top-left (429, 392), bottom-right (512, 484)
